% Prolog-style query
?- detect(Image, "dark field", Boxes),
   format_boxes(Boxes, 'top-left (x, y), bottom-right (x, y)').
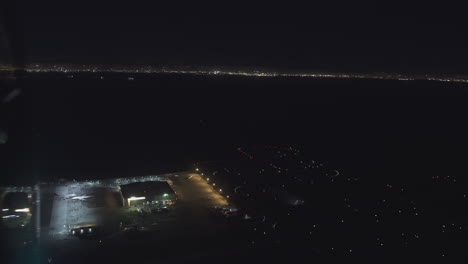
top-left (4, 73), bottom-right (468, 182)
top-left (1, 73), bottom-right (468, 263)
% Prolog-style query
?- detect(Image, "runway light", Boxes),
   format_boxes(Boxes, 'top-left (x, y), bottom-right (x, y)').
top-left (15, 208), bottom-right (30, 213)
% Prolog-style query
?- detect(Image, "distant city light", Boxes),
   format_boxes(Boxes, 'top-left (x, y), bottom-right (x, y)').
top-left (15, 208), bottom-right (30, 213)
top-left (18, 65), bottom-right (468, 84)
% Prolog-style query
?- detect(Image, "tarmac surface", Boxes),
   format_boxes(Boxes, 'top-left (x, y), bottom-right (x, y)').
top-left (35, 173), bottom-right (247, 264)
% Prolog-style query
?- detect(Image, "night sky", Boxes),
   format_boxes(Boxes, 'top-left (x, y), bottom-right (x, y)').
top-left (4, 3), bottom-right (468, 73)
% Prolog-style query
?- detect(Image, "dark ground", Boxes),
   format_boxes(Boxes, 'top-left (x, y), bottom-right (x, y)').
top-left (3, 73), bottom-right (468, 183)
top-left (1, 73), bottom-right (468, 262)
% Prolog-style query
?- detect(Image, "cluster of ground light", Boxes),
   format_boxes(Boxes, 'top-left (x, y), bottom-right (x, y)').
top-left (197, 145), bottom-right (467, 261)
top-left (21, 64), bottom-right (468, 83)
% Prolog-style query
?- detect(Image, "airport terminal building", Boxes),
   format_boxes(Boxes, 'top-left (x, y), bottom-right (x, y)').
top-left (120, 181), bottom-right (176, 207)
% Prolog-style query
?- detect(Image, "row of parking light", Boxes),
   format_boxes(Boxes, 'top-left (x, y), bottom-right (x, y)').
top-left (196, 168), bottom-right (230, 200)
top-left (71, 227), bottom-right (94, 236)
top-left (1, 208), bottom-right (30, 218)
top-left (2, 208), bottom-right (30, 212)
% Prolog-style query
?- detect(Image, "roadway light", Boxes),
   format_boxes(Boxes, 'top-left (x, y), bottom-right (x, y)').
top-left (89, 228), bottom-right (92, 232)
top-left (219, 189), bottom-right (222, 192)
top-left (80, 229), bottom-right (84, 234)
top-left (227, 196), bottom-right (230, 198)
top-left (207, 178), bottom-right (210, 181)
top-left (163, 193), bottom-right (169, 197)
top-left (72, 230), bottom-right (75, 235)
top-left (213, 183), bottom-right (216, 186)
top-left (1, 209), bottom-right (8, 212)
top-left (196, 168), bottom-right (199, 171)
